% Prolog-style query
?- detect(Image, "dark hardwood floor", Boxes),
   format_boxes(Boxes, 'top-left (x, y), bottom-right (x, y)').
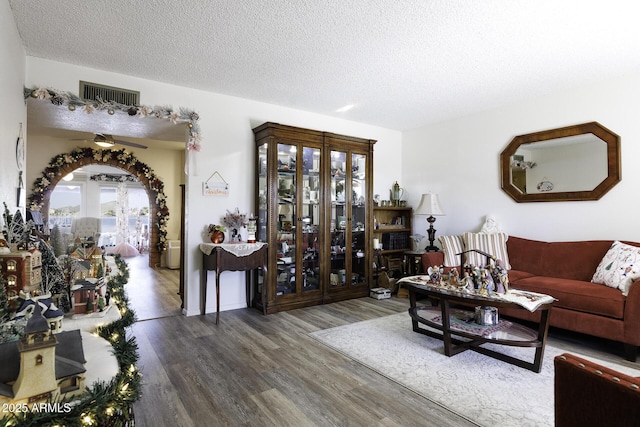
top-left (125, 255), bottom-right (636, 426)
top-left (125, 257), bottom-right (474, 426)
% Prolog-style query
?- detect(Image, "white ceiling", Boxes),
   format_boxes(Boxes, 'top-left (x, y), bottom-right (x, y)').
top-left (9, 0), bottom-right (640, 132)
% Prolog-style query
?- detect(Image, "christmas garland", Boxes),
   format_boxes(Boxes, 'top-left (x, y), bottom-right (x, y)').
top-left (23, 86), bottom-right (202, 152)
top-left (1, 256), bottom-right (141, 427)
top-left (28, 147), bottom-right (169, 252)
top-left (90, 173), bottom-right (139, 183)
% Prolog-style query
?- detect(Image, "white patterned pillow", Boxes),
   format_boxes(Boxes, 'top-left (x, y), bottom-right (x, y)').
top-left (438, 235), bottom-right (464, 267)
top-left (462, 232), bottom-right (511, 270)
top-left (591, 241), bottom-right (640, 296)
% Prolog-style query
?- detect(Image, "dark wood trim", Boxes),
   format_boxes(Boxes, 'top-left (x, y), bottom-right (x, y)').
top-left (500, 121), bottom-right (621, 202)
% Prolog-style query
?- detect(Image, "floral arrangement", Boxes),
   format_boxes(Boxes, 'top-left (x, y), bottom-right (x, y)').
top-left (28, 147), bottom-right (170, 252)
top-left (223, 208), bottom-right (248, 230)
top-left (24, 86), bottom-right (202, 153)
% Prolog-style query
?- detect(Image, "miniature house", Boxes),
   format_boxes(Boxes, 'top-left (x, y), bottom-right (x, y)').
top-left (13, 295), bottom-right (65, 334)
top-left (72, 279), bottom-right (106, 315)
top-left (0, 249), bottom-right (42, 301)
top-left (0, 304), bottom-right (86, 407)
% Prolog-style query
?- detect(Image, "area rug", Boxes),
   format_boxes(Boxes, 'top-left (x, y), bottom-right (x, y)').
top-left (309, 312), bottom-right (640, 427)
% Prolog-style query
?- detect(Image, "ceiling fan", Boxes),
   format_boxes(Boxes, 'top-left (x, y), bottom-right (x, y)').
top-left (71, 133), bottom-right (148, 149)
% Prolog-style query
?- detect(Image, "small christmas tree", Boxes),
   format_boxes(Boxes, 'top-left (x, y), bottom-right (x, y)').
top-left (0, 276), bottom-right (17, 343)
top-left (0, 276), bottom-right (8, 321)
top-left (85, 292), bottom-right (94, 313)
top-left (97, 263), bottom-right (104, 279)
top-left (50, 224), bottom-right (65, 257)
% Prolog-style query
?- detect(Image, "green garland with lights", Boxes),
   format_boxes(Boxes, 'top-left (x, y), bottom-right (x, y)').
top-left (1, 256), bottom-right (142, 427)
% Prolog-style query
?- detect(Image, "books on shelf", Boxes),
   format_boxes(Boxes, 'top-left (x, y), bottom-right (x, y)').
top-left (381, 231), bottom-right (409, 251)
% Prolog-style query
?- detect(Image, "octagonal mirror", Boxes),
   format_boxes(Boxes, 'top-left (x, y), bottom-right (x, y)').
top-left (500, 122), bottom-right (621, 202)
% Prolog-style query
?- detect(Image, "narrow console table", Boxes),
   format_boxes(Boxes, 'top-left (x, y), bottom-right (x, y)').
top-left (199, 242), bottom-right (268, 324)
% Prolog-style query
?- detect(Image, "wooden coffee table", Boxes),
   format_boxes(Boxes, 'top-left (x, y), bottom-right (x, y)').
top-left (402, 279), bottom-right (555, 373)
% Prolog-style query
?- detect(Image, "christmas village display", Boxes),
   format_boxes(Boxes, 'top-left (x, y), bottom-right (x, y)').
top-left (0, 205), bottom-right (141, 426)
top-left (0, 85), bottom-right (200, 424)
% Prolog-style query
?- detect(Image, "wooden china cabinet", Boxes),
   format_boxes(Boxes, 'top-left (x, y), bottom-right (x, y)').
top-left (253, 122), bottom-right (375, 313)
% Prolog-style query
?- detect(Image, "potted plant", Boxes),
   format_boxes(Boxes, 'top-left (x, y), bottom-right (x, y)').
top-left (208, 224), bottom-right (226, 243)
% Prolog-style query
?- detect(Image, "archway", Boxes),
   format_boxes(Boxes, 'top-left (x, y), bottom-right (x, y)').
top-left (28, 147), bottom-right (169, 267)
top-left (24, 86), bottom-right (201, 270)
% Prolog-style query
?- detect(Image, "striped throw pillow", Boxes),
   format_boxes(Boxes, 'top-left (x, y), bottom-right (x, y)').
top-left (463, 232), bottom-right (511, 270)
top-left (438, 235), bottom-right (464, 267)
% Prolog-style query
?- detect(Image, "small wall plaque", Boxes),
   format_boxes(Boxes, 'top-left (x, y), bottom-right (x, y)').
top-left (203, 171), bottom-right (229, 197)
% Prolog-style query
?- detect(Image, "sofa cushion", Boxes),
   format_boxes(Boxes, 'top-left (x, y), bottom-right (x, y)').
top-left (512, 276), bottom-right (625, 319)
top-left (438, 235), bottom-right (464, 267)
top-left (463, 232), bottom-right (511, 269)
top-left (506, 236), bottom-right (614, 281)
top-left (592, 241), bottom-right (640, 296)
top-left (507, 269), bottom-right (536, 283)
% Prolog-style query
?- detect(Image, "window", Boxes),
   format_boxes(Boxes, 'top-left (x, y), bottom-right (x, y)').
top-left (99, 185), bottom-right (149, 248)
top-left (49, 184), bottom-right (82, 231)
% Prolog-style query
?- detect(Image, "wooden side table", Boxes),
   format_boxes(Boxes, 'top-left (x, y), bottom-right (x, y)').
top-left (200, 243), bottom-right (268, 324)
top-left (403, 250), bottom-right (426, 276)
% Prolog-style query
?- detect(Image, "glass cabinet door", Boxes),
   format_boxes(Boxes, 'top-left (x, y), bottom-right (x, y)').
top-left (276, 143), bottom-right (297, 296)
top-left (301, 146), bottom-right (321, 291)
top-left (351, 152), bottom-right (367, 286)
top-left (330, 150), bottom-right (350, 288)
top-left (257, 144), bottom-right (268, 243)
top-left (330, 150), bottom-right (368, 289)
top-left (275, 143), bottom-right (323, 296)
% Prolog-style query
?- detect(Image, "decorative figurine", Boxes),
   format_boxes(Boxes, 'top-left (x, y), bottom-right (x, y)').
top-left (428, 265), bottom-right (444, 285)
top-left (480, 214), bottom-right (504, 234)
top-left (448, 268), bottom-right (460, 286)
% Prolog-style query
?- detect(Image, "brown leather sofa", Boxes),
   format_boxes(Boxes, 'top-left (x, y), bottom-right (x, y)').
top-left (554, 353), bottom-right (640, 427)
top-left (421, 236), bottom-right (640, 361)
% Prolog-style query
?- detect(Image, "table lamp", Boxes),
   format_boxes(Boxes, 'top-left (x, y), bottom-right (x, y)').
top-left (414, 193), bottom-right (445, 252)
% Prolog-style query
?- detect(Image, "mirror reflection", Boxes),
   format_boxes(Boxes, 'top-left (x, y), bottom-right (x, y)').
top-left (510, 133), bottom-right (607, 194)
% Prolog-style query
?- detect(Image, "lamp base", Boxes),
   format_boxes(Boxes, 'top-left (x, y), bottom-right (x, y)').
top-left (425, 215), bottom-right (439, 252)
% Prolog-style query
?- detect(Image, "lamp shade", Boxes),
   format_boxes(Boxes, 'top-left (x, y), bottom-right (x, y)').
top-left (414, 193), bottom-right (445, 216)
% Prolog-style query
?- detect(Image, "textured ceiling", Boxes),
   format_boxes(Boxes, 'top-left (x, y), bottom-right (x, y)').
top-left (9, 0), bottom-right (640, 132)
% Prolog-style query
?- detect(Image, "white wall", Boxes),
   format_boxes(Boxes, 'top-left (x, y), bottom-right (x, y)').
top-left (24, 57), bottom-right (402, 315)
top-left (0, 0), bottom-right (26, 219)
top-left (525, 140), bottom-right (605, 194)
top-left (402, 72), bottom-right (640, 243)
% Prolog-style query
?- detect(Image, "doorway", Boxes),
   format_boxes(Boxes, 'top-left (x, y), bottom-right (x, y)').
top-left (25, 97), bottom-right (191, 319)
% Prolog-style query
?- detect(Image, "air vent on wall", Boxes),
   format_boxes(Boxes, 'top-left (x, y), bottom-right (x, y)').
top-left (79, 81), bottom-right (140, 105)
